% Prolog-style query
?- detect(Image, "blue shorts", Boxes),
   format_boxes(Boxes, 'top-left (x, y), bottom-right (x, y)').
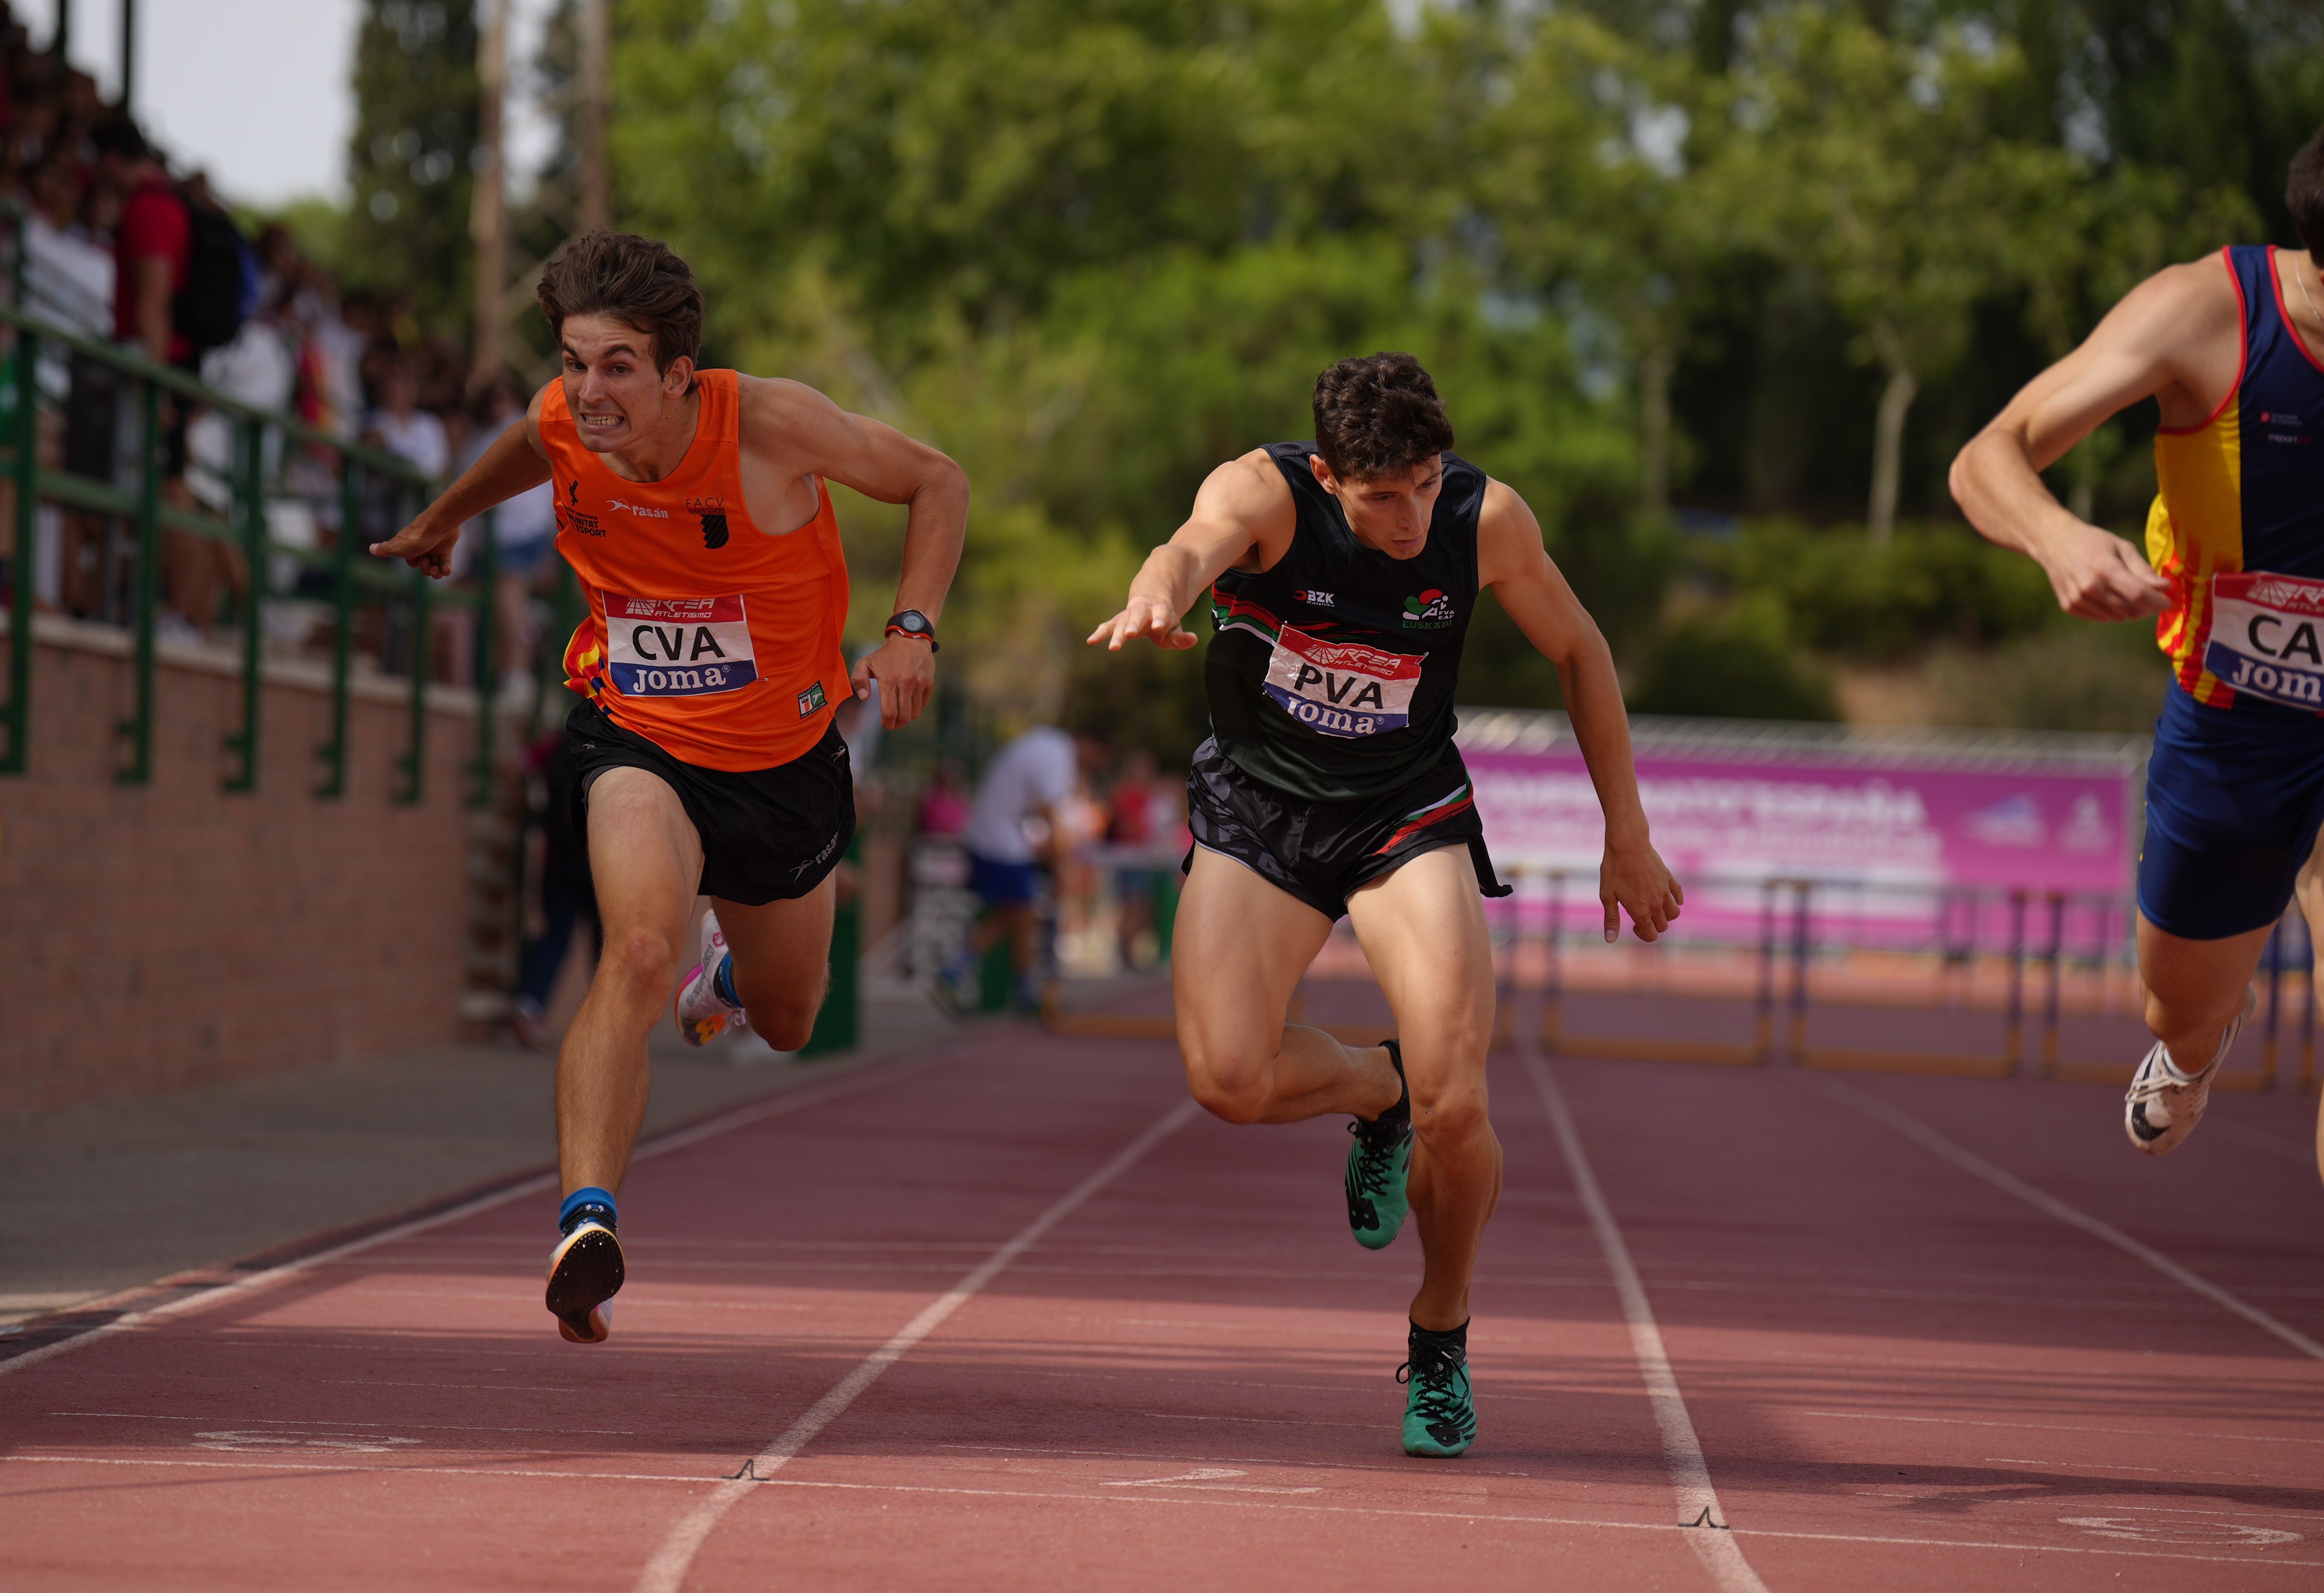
top-left (966, 851), bottom-right (1042, 907)
top-left (2138, 682), bottom-right (2324, 939)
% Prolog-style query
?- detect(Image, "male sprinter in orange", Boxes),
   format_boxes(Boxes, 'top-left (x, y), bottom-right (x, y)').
top-left (1087, 353), bottom-right (1681, 1456)
top-left (1954, 128), bottom-right (2324, 1180)
top-left (374, 231), bottom-right (968, 1341)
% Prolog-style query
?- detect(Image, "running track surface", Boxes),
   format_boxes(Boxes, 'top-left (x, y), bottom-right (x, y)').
top-left (5, 1029), bottom-right (2322, 1590)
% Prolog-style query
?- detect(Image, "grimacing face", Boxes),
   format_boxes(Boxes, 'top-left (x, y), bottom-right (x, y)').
top-left (1309, 455), bottom-right (1445, 560)
top-left (558, 312), bottom-right (694, 455)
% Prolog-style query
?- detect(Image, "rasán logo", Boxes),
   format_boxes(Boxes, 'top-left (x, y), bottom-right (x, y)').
top-left (1401, 589), bottom-right (1456, 629)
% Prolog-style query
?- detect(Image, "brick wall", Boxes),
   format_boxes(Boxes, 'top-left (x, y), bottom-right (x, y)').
top-left (0, 620), bottom-right (479, 1114)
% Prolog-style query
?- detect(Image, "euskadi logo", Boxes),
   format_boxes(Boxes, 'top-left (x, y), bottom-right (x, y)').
top-left (1401, 588), bottom-right (1456, 629)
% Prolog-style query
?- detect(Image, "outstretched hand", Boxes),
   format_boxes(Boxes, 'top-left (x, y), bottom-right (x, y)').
top-left (370, 514), bottom-right (461, 580)
top-left (851, 636), bottom-right (934, 729)
top-left (1087, 594), bottom-right (1198, 652)
top-left (1602, 838), bottom-right (1683, 943)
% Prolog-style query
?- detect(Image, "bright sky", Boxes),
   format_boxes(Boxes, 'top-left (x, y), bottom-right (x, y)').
top-left (54, 0), bottom-right (557, 208)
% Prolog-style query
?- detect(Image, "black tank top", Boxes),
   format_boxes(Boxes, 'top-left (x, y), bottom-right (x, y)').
top-left (1204, 442), bottom-right (1486, 801)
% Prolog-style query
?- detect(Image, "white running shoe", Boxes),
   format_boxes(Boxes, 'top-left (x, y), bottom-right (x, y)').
top-left (2124, 985), bottom-right (2257, 1155)
top-left (673, 909), bottom-right (747, 1047)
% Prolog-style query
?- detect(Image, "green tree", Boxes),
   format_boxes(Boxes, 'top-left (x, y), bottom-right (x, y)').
top-left (1731, 11), bottom-right (2080, 544)
top-left (344, 0), bottom-right (480, 337)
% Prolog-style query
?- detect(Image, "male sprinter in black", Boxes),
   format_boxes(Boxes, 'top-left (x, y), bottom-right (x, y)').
top-left (1088, 353), bottom-right (1683, 1456)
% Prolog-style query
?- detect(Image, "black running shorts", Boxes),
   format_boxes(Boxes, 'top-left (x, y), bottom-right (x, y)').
top-left (565, 699), bottom-right (855, 907)
top-left (1184, 736), bottom-right (1511, 920)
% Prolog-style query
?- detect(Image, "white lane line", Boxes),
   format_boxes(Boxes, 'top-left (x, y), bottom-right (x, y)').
top-left (1799, 1410), bottom-right (2324, 1448)
top-left (631, 1097), bottom-right (1202, 1593)
top-left (1526, 1056), bottom-right (1771, 1593)
top-left (1797, 1074), bottom-right (2324, 1362)
top-left (13, 1456), bottom-right (2320, 1569)
top-left (0, 1050), bottom-right (961, 1381)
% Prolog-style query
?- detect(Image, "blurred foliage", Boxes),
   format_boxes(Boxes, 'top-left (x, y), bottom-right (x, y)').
top-left (342, 0), bottom-right (480, 334)
top-left (1926, 625), bottom-right (2174, 733)
top-left (1721, 518), bottom-right (2061, 661)
top-left (307, 0), bottom-right (2324, 733)
top-left (1630, 599), bottom-right (1840, 722)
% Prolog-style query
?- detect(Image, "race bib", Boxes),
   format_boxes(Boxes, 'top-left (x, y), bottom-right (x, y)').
top-left (2206, 572), bottom-right (2324, 711)
top-left (1262, 625), bottom-right (1421, 737)
top-left (605, 592), bottom-right (758, 697)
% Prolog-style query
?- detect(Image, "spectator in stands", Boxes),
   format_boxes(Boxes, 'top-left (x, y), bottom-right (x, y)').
top-left (939, 725), bottom-right (1110, 1013)
top-left (916, 759), bottom-right (972, 837)
top-left (95, 116), bottom-right (225, 644)
top-left (461, 374), bottom-right (554, 705)
top-left (1106, 748), bottom-right (1169, 968)
top-left (21, 151), bottom-right (113, 616)
top-left (365, 357), bottom-right (448, 481)
top-left (511, 726), bottom-right (599, 1051)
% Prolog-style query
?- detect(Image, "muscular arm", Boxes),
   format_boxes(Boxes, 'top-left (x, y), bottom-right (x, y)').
top-left (1950, 257), bottom-right (2238, 621)
top-left (1086, 451), bottom-right (1297, 652)
top-left (370, 387), bottom-right (554, 579)
top-left (745, 379), bottom-right (969, 729)
top-left (1478, 481), bottom-right (1682, 942)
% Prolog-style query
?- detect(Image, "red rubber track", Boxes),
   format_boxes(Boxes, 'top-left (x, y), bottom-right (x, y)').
top-left (3, 1030), bottom-right (2321, 1590)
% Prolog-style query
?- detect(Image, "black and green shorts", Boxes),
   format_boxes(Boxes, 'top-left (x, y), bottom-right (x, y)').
top-left (1183, 737), bottom-right (1511, 920)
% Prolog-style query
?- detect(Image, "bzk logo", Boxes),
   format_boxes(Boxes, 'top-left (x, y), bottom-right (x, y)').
top-left (1401, 588), bottom-right (1456, 629)
top-left (1296, 589), bottom-right (1336, 608)
top-left (699, 512), bottom-right (729, 550)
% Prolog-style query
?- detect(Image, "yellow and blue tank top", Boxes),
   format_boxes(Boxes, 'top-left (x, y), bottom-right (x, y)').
top-left (2147, 245), bottom-right (2324, 710)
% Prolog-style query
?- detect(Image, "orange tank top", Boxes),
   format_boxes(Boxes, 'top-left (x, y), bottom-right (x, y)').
top-left (546, 370), bottom-right (851, 771)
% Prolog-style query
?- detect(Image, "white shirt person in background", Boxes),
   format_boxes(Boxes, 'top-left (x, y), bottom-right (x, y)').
top-left (942, 724), bottom-right (1111, 1012)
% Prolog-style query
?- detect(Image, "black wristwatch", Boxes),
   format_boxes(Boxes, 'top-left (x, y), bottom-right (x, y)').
top-left (885, 610), bottom-right (940, 652)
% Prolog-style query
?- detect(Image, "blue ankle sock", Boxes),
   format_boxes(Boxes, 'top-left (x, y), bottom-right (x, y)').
top-left (712, 953), bottom-right (739, 1008)
top-left (559, 1186), bottom-right (617, 1236)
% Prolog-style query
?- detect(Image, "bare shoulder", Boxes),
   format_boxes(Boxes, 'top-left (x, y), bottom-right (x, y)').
top-left (523, 378), bottom-right (557, 455)
top-left (2097, 251), bottom-right (2241, 349)
top-left (1195, 447), bottom-right (1295, 521)
top-left (1478, 477), bottom-right (1538, 534)
top-left (1477, 478), bottom-right (1551, 586)
top-left (735, 373), bottom-right (849, 440)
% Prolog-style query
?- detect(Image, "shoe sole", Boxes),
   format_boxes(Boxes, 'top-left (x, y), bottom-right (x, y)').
top-left (673, 964), bottom-right (730, 1048)
top-left (546, 1224), bottom-right (624, 1344)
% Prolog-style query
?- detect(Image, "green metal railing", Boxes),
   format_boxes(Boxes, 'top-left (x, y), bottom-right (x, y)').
top-left (0, 293), bottom-right (521, 808)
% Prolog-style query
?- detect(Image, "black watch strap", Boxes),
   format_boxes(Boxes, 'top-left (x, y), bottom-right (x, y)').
top-left (885, 610), bottom-right (940, 652)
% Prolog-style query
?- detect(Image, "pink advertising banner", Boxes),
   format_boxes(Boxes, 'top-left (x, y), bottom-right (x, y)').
top-left (1457, 714), bottom-right (2144, 946)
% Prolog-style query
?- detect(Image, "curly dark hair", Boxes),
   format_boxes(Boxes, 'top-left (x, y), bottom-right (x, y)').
top-left (1310, 352), bottom-right (1455, 481)
top-left (537, 230), bottom-right (704, 374)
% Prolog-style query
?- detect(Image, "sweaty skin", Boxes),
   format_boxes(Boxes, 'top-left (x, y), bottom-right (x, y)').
top-left (1952, 248), bottom-right (2324, 1161)
top-left (1088, 448), bottom-right (1680, 1331)
top-left (372, 314), bottom-right (970, 1201)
